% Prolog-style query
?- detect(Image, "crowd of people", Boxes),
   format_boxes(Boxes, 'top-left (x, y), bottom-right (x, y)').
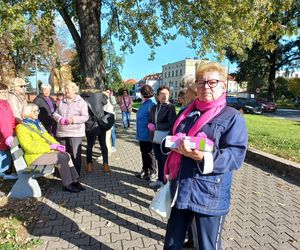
top-left (0, 61), bottom-right (248, 249)
top-left (0, 77), bottom-right (118, 193)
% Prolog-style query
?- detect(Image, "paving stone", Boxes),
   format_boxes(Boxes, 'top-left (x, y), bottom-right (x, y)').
top-left (27, 111), bottom-right (300, 250)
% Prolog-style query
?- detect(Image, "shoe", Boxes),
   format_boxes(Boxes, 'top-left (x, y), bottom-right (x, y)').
top-left (136, 170), bottom-right (147, 179)
top-left (63, 184), bottom-right (80, 193)
top-left (111, 147), bottom-right (116, 153)
top-left (149, 180), bottom-right (163, 188)
top-left (103, 163), bottom-right (110, 173)
top-left (149, 172), bottom-right (157, 181)
top-left (85, 162), bottom-right (93, 173)
top-left (183, 240), bottom-right (194, 248)
top-left (73, 182), bottom-right (86, 191)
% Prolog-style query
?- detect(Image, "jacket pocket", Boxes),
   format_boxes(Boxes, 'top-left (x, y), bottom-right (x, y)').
top-left (193, 175), bottom-right (222, 208)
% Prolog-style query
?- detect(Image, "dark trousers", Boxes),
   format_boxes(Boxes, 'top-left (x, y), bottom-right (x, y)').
top-left (139, 141), bottom-right (156, 175)
top-left (58, 137), bottom-right (83, 176)
top-left (164, 207), bottom-right (226, 250)
top-left (153, 143), bottom-right (167, 182)
top-left (31, 152), bottom-right (79, 186)
top-left (86, 131), bottom-right (108, 164)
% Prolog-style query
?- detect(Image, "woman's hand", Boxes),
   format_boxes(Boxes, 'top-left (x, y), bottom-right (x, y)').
top-left (173, 139), bottom-right (204, 161)
top-left (67, 117), bottom-right (74, 124)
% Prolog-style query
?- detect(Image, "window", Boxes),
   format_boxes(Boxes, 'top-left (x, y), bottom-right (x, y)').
top-left (165, 72), bottom-right (167, 78)
top-left (180, 69), bottom-right (183, 75)
top-left (168, 72), bottom-right (170, 77)
top-left (176, 70), bottom-right (178, 76)
top-left (172, 71), bottom-right (174, 77)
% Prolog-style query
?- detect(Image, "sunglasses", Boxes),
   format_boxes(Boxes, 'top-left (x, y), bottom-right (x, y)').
top-left (20, 85), bottom-right (26, 88)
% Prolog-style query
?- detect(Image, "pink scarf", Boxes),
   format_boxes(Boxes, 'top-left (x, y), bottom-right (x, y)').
top-left (164, 94), bottom-right (227, 180)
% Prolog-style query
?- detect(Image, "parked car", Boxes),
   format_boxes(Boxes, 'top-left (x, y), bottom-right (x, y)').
top-left (256, 98), bottom-right (277, 112)
top-left (226, 97), bottom-right (263, 114)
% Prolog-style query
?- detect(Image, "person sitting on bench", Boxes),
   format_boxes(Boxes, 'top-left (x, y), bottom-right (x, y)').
top-left (16, 103), bottom-right (84, 193)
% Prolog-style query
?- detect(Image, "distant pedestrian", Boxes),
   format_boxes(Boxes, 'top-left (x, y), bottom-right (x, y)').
top-left (103, 90), bottom-right (114, 154)
top-left (53, 81), bottom-right (89, 175)
top-left (7, 77), bottom-right (27, 121)
top-left (33, 83), bottom-right (57, 135)
top-left (177, 89), bottom-right (187, 110)
top-left (135, 85), bottom-right (157, 181)
top-left (108, 89), bottom-right (117, 152)
top-left (56, 91), bottom-right (64, 106)
top-left (119, 90), bottom-right (132, 128)
top-left (81, 77), bottom-right (109, 173)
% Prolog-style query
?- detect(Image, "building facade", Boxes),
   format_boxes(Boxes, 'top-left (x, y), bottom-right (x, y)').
top-left (162, 58), bottom-right (207, 99)
top-left (135, 73), bottom-right (163, 93)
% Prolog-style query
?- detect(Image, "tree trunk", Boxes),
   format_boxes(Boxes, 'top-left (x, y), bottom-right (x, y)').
top-left (268, 51), bottom-right (277, 102)
top-left (75, 0), bottom-right (105, 89)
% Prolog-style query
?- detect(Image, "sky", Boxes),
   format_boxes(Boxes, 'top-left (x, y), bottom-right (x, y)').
top-left (29, 15), bottom-right (236, 88)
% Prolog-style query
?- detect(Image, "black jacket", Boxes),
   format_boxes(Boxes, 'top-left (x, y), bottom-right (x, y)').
top-left (149, 103), bottom-right (177, 131)
top-left (81, 90), bottom-right (107, 136)
top-left (33, 94), bottom-right (57, 130)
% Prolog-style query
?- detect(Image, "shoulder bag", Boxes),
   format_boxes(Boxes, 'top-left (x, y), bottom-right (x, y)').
top-left (86, 102), bottom-right (115, 131)
top-left (153, 105), bottom-right (169, 144)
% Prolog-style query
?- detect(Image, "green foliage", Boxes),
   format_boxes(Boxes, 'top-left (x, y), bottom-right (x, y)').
top-left (245, 114), bottom-right (300, 163)
top-left (288, 78), bottom-right (300, 96)
top-left (275, 77), bottom-right (293, 100)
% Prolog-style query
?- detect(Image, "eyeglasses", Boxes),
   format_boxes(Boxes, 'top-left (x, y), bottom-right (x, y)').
top-left (20, 85), bottom-right (26, 88)
top-left (196, 79), bottom-right (221, 88)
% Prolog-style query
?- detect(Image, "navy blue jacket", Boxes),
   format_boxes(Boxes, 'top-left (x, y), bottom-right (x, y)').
top-left (171, 106), bottom-right (248, 216)
top-left (136, 97), bottom-right (156, 141)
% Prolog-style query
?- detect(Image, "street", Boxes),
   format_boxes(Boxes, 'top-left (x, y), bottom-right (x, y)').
top-left (263, 109), bottom-right (300, 122)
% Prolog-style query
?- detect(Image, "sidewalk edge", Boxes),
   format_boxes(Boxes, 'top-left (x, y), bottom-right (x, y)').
top-left (246, 147), bottom-right (300, 178)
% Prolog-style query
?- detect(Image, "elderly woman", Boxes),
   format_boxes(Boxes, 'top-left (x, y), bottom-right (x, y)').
top-left (163, 62), bottom-right (248, 250)
top-left (148, 86), bottom-right (177, 189)
top-left (0, 82), bottom-right (16, 177)
top-left (7, 77), bottom-right (27, 121)
top-left (81, 78), bottom-right (109, 173)
top-left (16, 103), bottom-right (84, 192)
top-left (33, 83), bottom-right (57, 135)
top-left (53, 81), bottom-right (89, 175)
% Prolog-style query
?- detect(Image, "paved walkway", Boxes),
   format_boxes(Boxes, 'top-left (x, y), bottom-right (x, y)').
top-left (33, 111), bottom-right (300, 250)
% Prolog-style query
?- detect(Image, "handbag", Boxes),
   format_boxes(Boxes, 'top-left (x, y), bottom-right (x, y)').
top-left (149, 181), bottom-right (172, 219)
top-left (98, 111), bottom-right (115, 131)
top-left (86, 102), bottom-right (115, 131)
top-left (153, 130), bottom-right (169, 144)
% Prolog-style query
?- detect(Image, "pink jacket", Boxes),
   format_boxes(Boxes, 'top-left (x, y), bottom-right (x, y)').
top-left (119, 95), bottom-right (132, 112)
top-left (53, 95), bottom-right (89, 138)
top-left (0, 100), bottom-right (16, 150)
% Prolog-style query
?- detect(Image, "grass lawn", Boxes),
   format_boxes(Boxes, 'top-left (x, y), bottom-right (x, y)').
top-left (244, 114), bottom-right (300, 163)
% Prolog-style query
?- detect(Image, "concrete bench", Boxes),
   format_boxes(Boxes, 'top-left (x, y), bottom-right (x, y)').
top-left (8, 137), bottom-right (55, 198)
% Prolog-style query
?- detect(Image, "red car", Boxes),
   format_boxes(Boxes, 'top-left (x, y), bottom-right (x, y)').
top-left (256, 99), bottom-right (277, 112)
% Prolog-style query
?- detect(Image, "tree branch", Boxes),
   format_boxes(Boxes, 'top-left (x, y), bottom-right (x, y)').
top-left (55, 0), bottom-right (82, 53)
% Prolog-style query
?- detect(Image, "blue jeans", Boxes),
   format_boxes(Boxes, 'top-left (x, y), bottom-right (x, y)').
top-left (122, 111), bottom-right (131, 128)
top-left (0, 150), bottom-right (11, 174)
top-left (111, 125), bottom-right (116, 148)
top-left (164, 207), bottom-right (226, 250)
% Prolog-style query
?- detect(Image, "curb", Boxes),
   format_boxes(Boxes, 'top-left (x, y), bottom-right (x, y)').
top-left (246, 147), bottom-right (300, 179)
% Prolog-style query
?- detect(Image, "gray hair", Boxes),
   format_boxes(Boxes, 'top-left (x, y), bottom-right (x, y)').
top-left (64, 81), bottom-right (79, 93)
top-left (21, 103), bottom-right (39, 119)
top-left (181, 74), bottom-right (196, 90)
top-left (40, 83), bottom-right (52, 91)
